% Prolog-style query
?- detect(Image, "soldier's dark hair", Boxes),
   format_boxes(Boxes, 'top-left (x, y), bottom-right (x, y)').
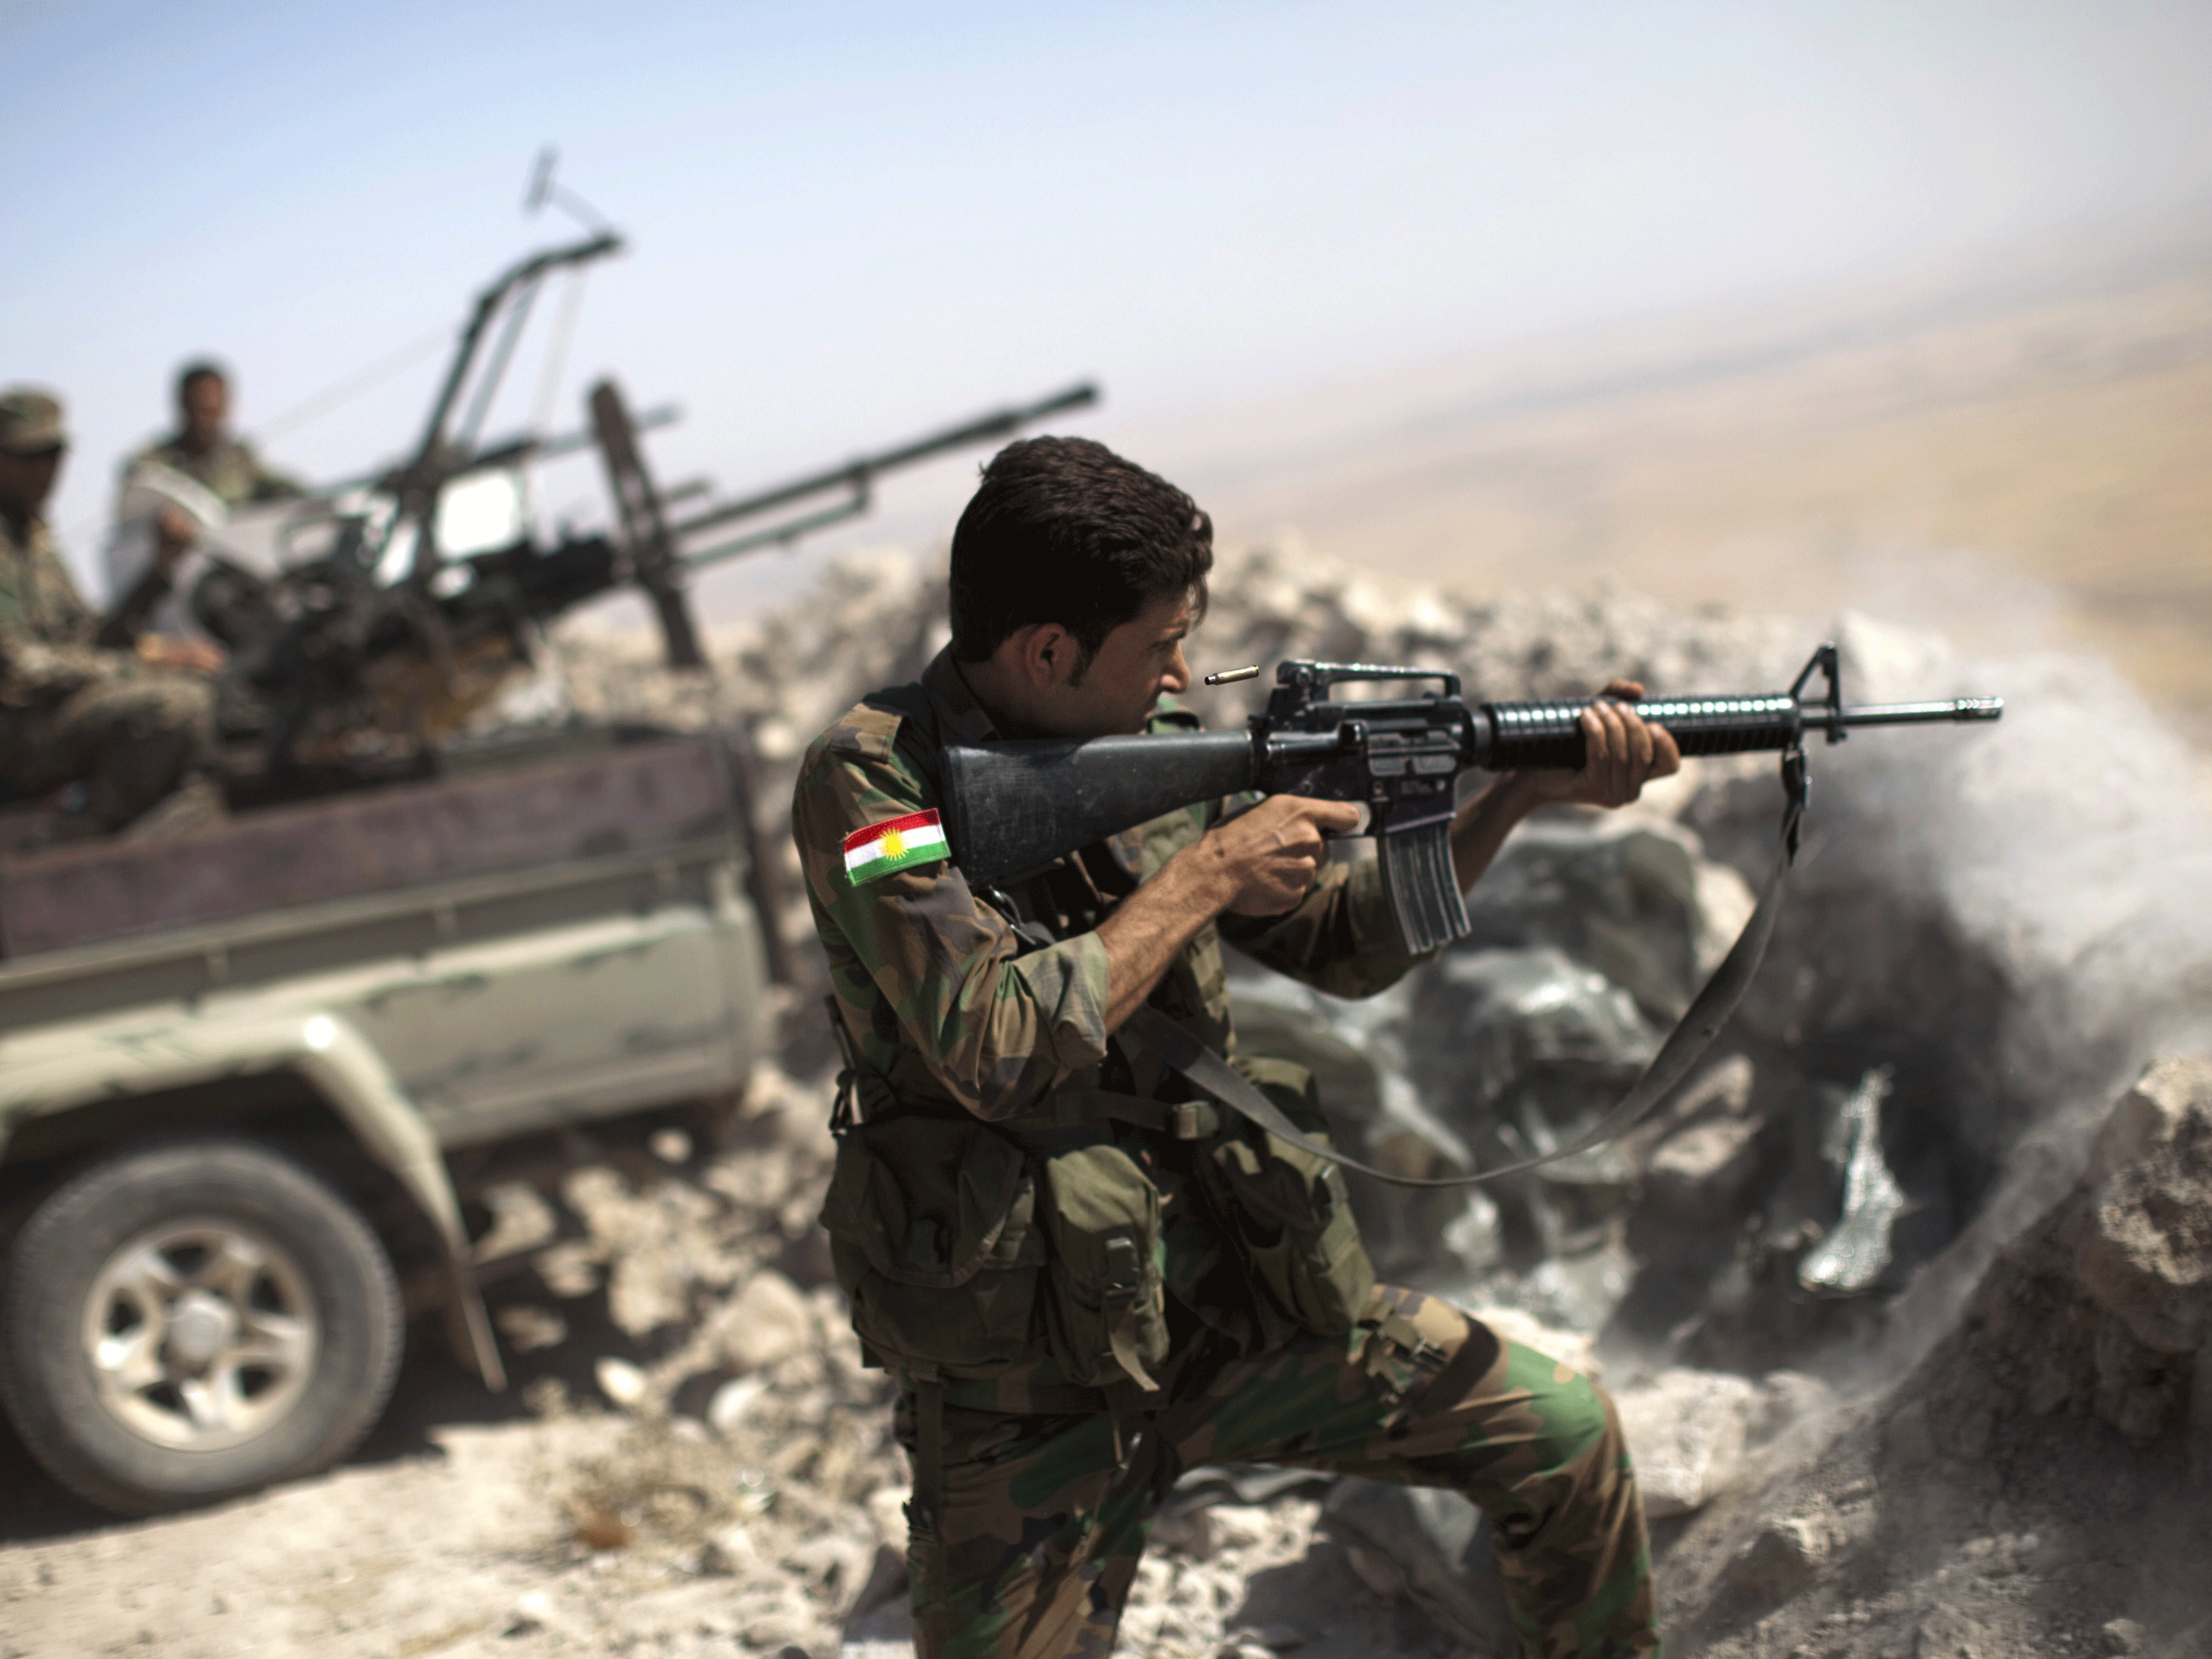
top-left (949, 437), bottom-right (1212, 669)
top-left (175, 360), bottom-right (229, 402)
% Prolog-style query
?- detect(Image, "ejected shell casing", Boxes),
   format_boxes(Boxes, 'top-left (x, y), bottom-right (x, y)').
top-left (1204, 665), bottom-right (1260, 687)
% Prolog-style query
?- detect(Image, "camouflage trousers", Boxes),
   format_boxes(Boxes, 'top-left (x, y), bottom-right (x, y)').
top-left (0, 671), bottom-right (216, 831)
top-left (897, 1285), bottom-right (1657, 1659)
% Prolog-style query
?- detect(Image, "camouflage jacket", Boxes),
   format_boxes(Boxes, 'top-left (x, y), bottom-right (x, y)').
top-left (794, 648), bottom-right (1429, 1120)
top-left (0, 515), bottom-right (127, 707)
top-left (126, 435), bottom-right (304, 508)
top-left (794, 649), bottom-right (1432, 1393)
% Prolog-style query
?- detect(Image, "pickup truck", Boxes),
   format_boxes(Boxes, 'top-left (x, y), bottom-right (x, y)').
top-left (0, 726), bottom-right (777, 1514)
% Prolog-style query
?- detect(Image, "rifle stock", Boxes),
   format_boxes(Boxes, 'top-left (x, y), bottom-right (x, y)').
top-left (941, 731), bottom-right (1255, 891)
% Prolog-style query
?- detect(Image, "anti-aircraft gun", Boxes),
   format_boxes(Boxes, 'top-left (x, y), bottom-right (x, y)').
top-left (197, 232), bottom-right (1097, 796)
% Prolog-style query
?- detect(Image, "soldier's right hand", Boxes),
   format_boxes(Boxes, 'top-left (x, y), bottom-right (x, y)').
top-left (1203, 794), bottom-right (1364, 917)
top-left (153, 504), bottom-right (198, 570)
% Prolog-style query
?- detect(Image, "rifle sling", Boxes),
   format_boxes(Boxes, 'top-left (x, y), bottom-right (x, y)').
top-left (1118, 815), bottom-right (1795, 1190)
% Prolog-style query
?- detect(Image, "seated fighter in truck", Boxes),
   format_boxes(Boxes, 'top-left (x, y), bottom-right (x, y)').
top-left (124, 360), bottom-right (306, 513)
top-left (0, 388), bottom-right (223, 839)
top-left (791, 436), bottom-right (1680, 1659)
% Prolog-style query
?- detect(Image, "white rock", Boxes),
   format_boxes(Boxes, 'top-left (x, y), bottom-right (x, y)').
top-left (494, 1303), bottom-right (569, 1353)
top-left (1644, 1116), bottom-right (1764, 1221)
top-left (1202, 1504), bottom-right (1272, 1551)
top-left (594, 1356), bottom-right (650, 1410)
top-left (1747, 1371), bottom-right (1835, 1448)
top-left (866, 1484), bottom-right (910, 1552)
top-left (650, 1127), bottom-right (693, 1164)
top-left (2101, 1617), bottom-right (2145, 1654)
top-left (788, 1531), bottom-right (874, 1600)
top-left (708, 1375), bottom-right (771, 1436)
top-left (715, 1270), bottom-right (816, 1374)
top-left (504, 1589), bottom-right (558, 1635)
top-left (1236, 1621), bottom-right (1318, 1650)
top-left (700, 1522), bottom-right (763, 1577)
top-left (1148, 1507), bottom-right (1216, 1559)
top-left (1725, 1514), bottom-right (1825, 1598)
top-left (1613, 1368), bottom-right (1759, 1518)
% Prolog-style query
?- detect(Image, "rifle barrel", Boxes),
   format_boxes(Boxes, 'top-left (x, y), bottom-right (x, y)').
top-left (1822, 698), bottom-right (2006, 728)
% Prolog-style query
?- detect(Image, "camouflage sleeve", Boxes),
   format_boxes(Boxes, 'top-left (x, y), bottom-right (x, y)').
top-left (0, 534), bottom-right (111, 700)
top-left (0, 532), bottom-right (97, 652)
top-left (0, 638), bottom-right (123, 704)
top-left (791, 717), bottom-right (1111, 1120)
top-left (1216, 852), bottom-right (1436, 999)
top-left (243, 443), bottom-right (308, 502)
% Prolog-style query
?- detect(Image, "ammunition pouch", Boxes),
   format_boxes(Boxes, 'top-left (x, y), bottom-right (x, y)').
top-left (818, 1108), bottom-right (1170, 1393)
top-left (819, 1115), bottom-right (1047, 1376)
top-left (1033, 1130), bottom-right (1170, 1392)
top-left (1199, 1055), bottom-right (1376, 1341)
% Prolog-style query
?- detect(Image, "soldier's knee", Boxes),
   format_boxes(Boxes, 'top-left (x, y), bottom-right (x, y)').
top-left (157, 676), bottom-right (217, 735)
top-left (130, 678), bottom-right (218, 760)
top-left (98, 674), bottom-right (213, 737)
top-left (1520, 1353), bottom-right (1624, 1477)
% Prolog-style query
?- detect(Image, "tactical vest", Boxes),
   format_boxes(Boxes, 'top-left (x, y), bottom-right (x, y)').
top-left (814, 684), bottom-right (1375, 1406)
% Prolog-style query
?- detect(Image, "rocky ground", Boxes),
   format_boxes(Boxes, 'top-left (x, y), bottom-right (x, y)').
top-left (5, 545), bottom-right (2211, 1658)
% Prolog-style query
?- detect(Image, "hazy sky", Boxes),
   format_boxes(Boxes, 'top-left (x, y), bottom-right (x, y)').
top-left (8, 0), bottom-right (2211, 600)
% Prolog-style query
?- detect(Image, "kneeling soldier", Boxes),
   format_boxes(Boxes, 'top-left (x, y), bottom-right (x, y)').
top-left (793, 437), bottom-right (1680, 1659)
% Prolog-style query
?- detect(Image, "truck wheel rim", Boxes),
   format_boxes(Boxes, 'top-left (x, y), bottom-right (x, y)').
top-left (80, 1218), bottom-right (320, 1453)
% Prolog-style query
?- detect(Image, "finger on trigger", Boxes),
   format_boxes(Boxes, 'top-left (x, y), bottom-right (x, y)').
top-left (1309, 798), bottom-right (1364, 835)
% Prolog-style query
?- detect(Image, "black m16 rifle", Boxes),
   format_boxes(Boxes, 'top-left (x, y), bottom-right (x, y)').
top-left (942, 643), bottom-right (2004, 955)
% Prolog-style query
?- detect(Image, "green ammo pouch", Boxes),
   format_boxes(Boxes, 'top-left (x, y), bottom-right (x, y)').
top-left (1035, 1134), bottom-right (1171, 1392)
top-left (818, 1115), bottom-right (1046, 1375)
top-left (1205, 1055), bottom-right (1376, 1338)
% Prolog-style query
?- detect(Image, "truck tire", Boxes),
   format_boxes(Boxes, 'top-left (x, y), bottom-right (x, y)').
top-left (0, 1136), bottom-right (404, 1514)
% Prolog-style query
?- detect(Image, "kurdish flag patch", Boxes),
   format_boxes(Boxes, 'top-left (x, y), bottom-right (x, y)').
top-left (844, 809), bottom-right (949, 885)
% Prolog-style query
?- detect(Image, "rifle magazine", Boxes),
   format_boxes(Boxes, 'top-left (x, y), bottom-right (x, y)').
top-left (1379, 819), bottom-right (1470, 955)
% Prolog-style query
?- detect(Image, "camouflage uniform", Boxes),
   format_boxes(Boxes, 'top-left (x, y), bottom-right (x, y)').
top-left (0, 513), bottom-right (217, 830)
top-left (793, 650), bottom-right (1658, 1659)
top-left (125, 434), bottom-right (304, 508)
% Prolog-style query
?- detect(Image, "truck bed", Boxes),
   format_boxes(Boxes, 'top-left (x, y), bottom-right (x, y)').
top-left (0, 732), bottom-right (734, 960)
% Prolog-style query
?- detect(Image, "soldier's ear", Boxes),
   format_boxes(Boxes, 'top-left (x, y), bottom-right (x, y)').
top-left (1007, 622), bottom-right (1074, 689)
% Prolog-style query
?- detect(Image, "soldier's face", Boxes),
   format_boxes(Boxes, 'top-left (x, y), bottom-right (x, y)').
top-left (1055, 590), bottom-right (1196, 737)
top-left (182, 376), bottom-right (228, 447)
top-left (0, 446), bottom-right (64, 517)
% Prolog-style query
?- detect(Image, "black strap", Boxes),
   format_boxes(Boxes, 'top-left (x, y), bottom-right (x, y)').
top-left (905, 1365), bottom-right (946, 1537)
top-left (1381, 1316), bottom-right (1502, 1440)
top-left (1120, 794), bottom-right (1802, 1190)
top-left (1055, 1087), bottom-right (1221, 1140)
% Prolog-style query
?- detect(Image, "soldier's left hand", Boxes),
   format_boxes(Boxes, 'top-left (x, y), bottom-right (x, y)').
top-left (137, 633), bottom-right (227, 674)
top-left (1521, 678), bottom-right (1681, 809)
